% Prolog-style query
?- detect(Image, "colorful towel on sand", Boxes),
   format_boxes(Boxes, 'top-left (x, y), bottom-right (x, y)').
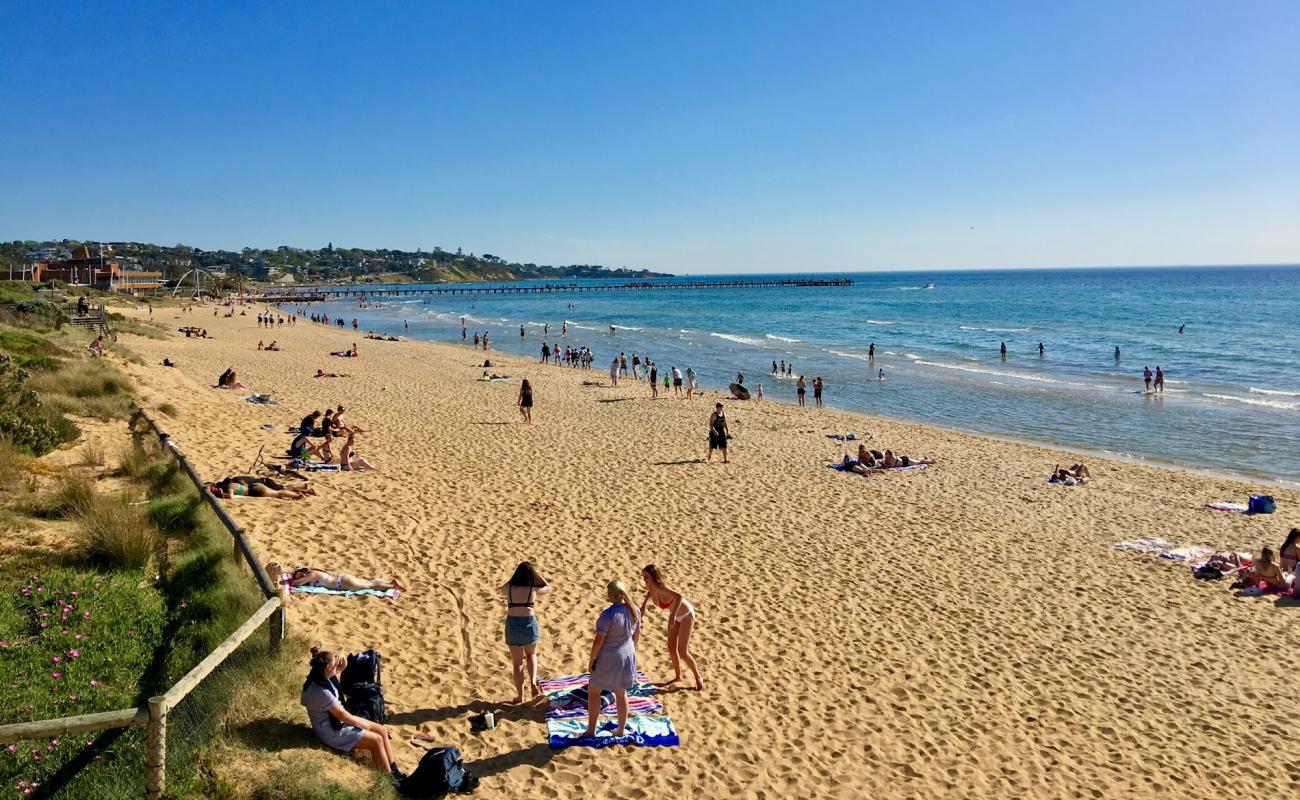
top-left (289, 585), bottom-right (399, 600)
top-left (546, 692), bottom-right (663, 720)
top-left (828, 460), bottom-right (928, 474)
top-left (1205, 502), bottom-right (1248, 513)
top-left (826, 433), bottom-right (862, 442)
top-left (242, 394), bottom-right (276, 404)
top-left (538, 672), bottom-right (653, 696)
top-left (547, 716), bottom-right (679, 750)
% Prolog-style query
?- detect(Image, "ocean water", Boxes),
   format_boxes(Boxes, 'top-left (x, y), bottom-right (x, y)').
top-left (294, 266), bottom-right (1300, 485)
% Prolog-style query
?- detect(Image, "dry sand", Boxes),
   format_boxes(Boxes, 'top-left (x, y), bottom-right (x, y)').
top-left (112, 304), bottom-right (1300, 798)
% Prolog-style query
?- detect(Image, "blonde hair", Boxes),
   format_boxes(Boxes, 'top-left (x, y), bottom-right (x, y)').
top-left (607, 580), bottom-right (639, 622)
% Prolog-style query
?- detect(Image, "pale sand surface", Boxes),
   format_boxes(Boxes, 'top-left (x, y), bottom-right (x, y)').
top-left (114, 306), bottom-right (1299, 798)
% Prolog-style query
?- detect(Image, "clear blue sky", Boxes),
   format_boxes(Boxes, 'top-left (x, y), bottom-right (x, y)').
top-left (2, 1), bottom-right (1297, 274)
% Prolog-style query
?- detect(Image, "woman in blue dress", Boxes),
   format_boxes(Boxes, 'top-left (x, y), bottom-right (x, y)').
top-left (580, 580), bottom-right (641, 738)
top-left (300, 647), bottom-right (401, 780)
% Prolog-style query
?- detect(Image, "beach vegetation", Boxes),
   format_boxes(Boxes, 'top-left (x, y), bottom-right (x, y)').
top-left (69, 492), bottom-right (158, 570)
top-left (158, 402), bottom-right (179, 417)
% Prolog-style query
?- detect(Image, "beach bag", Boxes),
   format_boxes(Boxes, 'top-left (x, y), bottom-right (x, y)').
top-left (342, 682), bottom-right (386, 724)
top-left (401, 746), bottom-right (479, 797)
top-left (1247, 495), bottom-right (1276, 515)
top-left (569, 685), bottom-right (615, 709)
top-left (342, 649), bottom-right (381, 686)
top-left (341, 650), bottom-right (385, 722)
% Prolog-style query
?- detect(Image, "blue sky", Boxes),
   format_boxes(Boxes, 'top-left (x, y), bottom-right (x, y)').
top-left (2, 1), bottom-right (1297, 274)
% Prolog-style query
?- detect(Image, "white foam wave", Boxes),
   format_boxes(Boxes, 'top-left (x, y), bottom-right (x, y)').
top-left (765, 334), bottom-right (801, 343)
top-left (618, 325), bottom-right (645, 331)
top-left (959, 325), bottom-right (1032, 333)
top-left (710, 333), bottom-right (763, 347)
top-left (1204, 393), bottom-right (1299, 411)
top-left (828, 349), bottom-right (870, 362)
top-left (914, 359), bottom-right (1098, 388)
top-left (1250, 387), bottom-right (1300, 398)
top-left (864, 319), bottom-right (895, 325)
top-left (883, 351), bottom-right (922, 360)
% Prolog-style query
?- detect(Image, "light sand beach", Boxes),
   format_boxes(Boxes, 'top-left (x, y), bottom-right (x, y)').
top-left (113, 304), bottom-right (1300, 798)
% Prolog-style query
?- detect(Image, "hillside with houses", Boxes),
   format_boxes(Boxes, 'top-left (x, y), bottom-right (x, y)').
top-left (0, 240), bottom-right (667, 292)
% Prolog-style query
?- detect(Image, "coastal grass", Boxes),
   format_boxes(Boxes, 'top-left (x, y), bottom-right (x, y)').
top-left (69, 492), bottom-right (159, 571)
top-left (27, 359), bottom-right (134, 421)
top-left (158, 402), bottom-right (179, 418)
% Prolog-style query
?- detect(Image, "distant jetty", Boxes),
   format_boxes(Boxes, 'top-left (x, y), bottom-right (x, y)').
top-left (249, 277), bottom-right (854, 302)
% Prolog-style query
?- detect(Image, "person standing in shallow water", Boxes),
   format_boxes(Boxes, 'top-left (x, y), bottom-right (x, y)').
top-left (868, 342), bottom-right (875, 359)
top-left (1143, 366), bottom-right (1153, 391)
top-left (1038, 342), bottom-right (1045, 357)
top-left (708, 403), bottom-right (729, 463)
top-left (813, 376), bottom-right (824, 408)
top-left (796, 375), bottom-right (806, 407)
top-left (1154, 366), bottom-right (1165, 392)
top-left (1000, 341), bottom-right (1007, 358)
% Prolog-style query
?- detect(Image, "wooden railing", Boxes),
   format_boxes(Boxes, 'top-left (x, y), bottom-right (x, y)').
top-left (0, 408), bottom-right (286, 798)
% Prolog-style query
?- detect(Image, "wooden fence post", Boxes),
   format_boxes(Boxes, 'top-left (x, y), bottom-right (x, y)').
top-left (145, 695), bottom-right (166, 799)
top-left (269, 586), bottom-right (287, 653)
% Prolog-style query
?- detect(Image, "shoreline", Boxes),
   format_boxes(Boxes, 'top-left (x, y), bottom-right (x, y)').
top-left (110, 301), bottom-right (1300, 798)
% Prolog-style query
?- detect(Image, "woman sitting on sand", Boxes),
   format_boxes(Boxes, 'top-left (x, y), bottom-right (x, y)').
top-left (216, 368), bottom-right (244, 390)
top-left (267, 562), bottom-right (405, 592)
top-left (337, 432), bottom-right (376, 471)
top-left (211, 475), bottom-right (313, 500)
top-left (299, 647), bottom-right (403, 782)
top-left (1234, 547), bottom-right (1289, 592)
top-left (579, 580), bottom-right (641, 739)
top-left (503, 561), bottom-right (550, 702)
top-left (640, 565), bottom-right (703, 691)
top-left (1049, 463), bottom-right (1090, 484)
top-left (1279, 529), bottom-right (1300, 572)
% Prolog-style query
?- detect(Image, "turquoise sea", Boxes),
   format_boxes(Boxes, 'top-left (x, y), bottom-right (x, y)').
top-left (293, 265), bottom-right (1300, 485)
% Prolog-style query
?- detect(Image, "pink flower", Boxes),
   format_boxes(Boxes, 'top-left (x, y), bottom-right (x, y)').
top-left (74, 634), bottom-right (83, 641)
top-left (82, 612), bottom-right (90, 620)
top-left (5, 744), bottom-right (15, 753)
top-left (50, 739), bottom-right (59, 747)
top-left (69, 695), bottom-right (78, 702)
top-left (88, 680), bottom-right (98, 686)
top-left (52, 672), bottom-right (61, 679)
top-left (39, 623), bottom-right (48, 629)
top-left (68, 649), bottom-right (79, 658)
top-left (70, 591), bottom-right (78, 597)
top-left (52, 656), bottom-right (61, 663)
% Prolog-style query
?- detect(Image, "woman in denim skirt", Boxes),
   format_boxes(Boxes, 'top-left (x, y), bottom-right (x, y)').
top-left (503, 561), bottom-right (550, 702)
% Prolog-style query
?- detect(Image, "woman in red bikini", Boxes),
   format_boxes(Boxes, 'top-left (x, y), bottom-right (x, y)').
top-left (639, 564), bottom-right (703, 691)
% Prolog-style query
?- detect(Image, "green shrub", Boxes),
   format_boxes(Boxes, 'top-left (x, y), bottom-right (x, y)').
top-left (13, 298), bottom-right (64, 324)
top-left (33, 473), bottom-right (97, 519)
top-left (70, 493), bottom-right (160, 570)
top-left (158, 402), bottom-right (178, 417)
top-left (0, 355), bottom-right (66, 455)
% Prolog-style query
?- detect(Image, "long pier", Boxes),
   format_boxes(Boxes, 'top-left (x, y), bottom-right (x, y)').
top-left (248, 277), bottom-right (852, 303)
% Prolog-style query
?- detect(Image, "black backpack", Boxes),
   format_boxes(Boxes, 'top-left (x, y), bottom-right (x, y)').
top-left (341, 649), bottom-right (386, 723)
top-left (401, 746), bottom-right (479, 797)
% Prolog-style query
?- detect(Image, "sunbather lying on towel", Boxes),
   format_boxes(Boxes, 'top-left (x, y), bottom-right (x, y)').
top-left (211, 476), bottom-right (314, 500)
top-left (315, 369), bottom-right (350, 378)
top-left (1049, 463), bottom-right (1091, 485)
top-left (265, 562), bottom-right (406, 592)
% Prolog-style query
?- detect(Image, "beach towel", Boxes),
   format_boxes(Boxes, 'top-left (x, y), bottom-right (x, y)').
top-left (1205, 502), bottom-right (1248, 513)
top-left (242, 394), bottom-right (276, 405)
top-left (290, 460), bottom-right (342, 472)
top-left (289, 585), bottom-right (400, 600)
top-left (1158, 546), bottom-right (1213, 563)
top-left (546, 691), bottom-right (663, 720)
top-left (546, 716), bottom-right (679, 750)
top-left (828, 460), bottom-right (928, 474)
top-left (538, 672), bottom-right (654, 697)
top-left (1046, 476), bottom-right (1089, 486)
top-left (826, 433), bottom-right (860, 442)
top-left (1112, 538), bottom-right (1178, 554)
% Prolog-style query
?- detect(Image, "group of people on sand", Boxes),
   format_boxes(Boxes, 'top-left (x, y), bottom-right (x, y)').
top-left (294, 560), bottom-right (705, 781)
top-left (287, 408), bottom-right (377, 472)
top-left (210, 474), bottom-right (315, 499)
top-left (257, 312), bottom-right (293, 327)
top-left (501, 562), bottom-right (703, 737)
top-left (256, 340), bottom-right (281, 351)
top-left (541, 342), bottom-right (594, 369)
top-left (215, 368), bottom-right (244, 389)
top-left (179, 326), bottom-right (210, 338)
top-left (330, 343), bottom-right (359, 358)
top-left (842, 443), bottom-right (934, 475)
top-left (1208, 529), bottom-right (1300, 596)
